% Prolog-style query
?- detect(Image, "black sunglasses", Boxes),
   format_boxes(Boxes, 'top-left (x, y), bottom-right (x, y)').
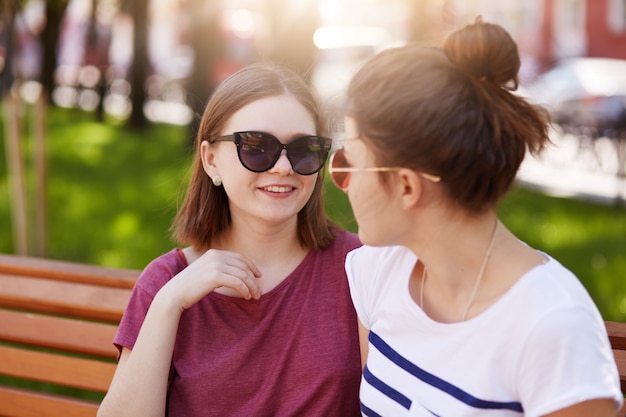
top-left (214, 131), bottom-right (332, 175)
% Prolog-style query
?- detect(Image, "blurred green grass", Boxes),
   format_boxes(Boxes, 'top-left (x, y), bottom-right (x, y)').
top-left (1, 105), bottom-right (625, 321)
top-left (1, 106), bottom-right (192, 267)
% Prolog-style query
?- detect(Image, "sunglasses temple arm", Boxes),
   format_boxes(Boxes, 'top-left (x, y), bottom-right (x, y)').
top-left (329, 167), bottom-right (441, 182)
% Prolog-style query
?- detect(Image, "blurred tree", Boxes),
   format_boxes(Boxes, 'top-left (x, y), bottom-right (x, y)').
top-left (40, 0), bottom-right (70, 102)
top-left (0, 0), bottom-right (19, 96)
top-left (186, 0), bottom-right (224, 137)
top-left (126, 0), bottom-right (149, 129)
top-left (84, 0), bottom-right (112, 121)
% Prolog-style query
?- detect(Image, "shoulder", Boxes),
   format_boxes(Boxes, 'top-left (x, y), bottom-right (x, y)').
top-left (344, 245), bottom-right (416, 329)
top-left (502, 256), bottom-right (609, 351)
top-left (514, 260), bottom-right (621, 414)
top-left (516, 256), bottom-right (600, 316)
top-left (135, 248), bottom-right (188, 296)
top-left (346, 245), bottom-right (415, 271)
top-left (345, 245), bottom-right (415, 292)
top-left (308, 230), bottom-right (361, 271)
top-left (325, 229), bottom-right (362, 255)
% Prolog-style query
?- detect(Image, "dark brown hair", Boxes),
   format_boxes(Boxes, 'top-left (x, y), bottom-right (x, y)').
top-left (346, 17), bottom-right (550, 213)
top-left (172, 63), bottom-right (337, 251)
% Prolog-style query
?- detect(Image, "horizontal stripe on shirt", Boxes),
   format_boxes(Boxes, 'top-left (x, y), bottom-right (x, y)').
top-left (367, 331), bottom-right (524, 413)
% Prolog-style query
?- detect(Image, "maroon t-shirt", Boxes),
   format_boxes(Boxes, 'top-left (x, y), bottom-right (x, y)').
top-left (114, 230), bottom-right (362, 416)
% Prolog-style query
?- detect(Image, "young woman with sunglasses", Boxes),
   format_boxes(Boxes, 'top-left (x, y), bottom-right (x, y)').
top-left (97, 64), bottom-right (362, 417)
top-left (330, 18), bottom-right (623, 417)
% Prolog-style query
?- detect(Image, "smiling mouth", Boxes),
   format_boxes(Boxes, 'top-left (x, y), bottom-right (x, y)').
top-left (261, 186), bottom-right (294, 193)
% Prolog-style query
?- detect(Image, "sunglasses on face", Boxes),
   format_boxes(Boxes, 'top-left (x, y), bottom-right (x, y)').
top-left (214, 131), bottom-right (332, 175)
top-left (328, 148), bottom-right (441, 190)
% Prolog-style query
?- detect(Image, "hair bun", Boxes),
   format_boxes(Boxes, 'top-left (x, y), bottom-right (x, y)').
top-left (443, 16), bottom-right (521, 90)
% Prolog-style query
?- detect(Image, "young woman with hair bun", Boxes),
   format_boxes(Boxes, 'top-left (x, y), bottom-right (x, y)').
top-left (329, 17), bottom-right (623, 416)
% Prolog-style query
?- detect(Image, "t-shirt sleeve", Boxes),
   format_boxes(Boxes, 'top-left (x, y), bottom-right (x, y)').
top-left (345, 246), bottom-right (374, 329)
top-left (113, 279), bottom-right (154, 355)
top-left (113, 250), bottom-right (183, 356)
top-left (517, 306), bottom-right (624, 415)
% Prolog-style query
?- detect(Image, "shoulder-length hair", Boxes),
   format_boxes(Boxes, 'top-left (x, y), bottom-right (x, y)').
top-left (171, 63), bottom-right (338, 251)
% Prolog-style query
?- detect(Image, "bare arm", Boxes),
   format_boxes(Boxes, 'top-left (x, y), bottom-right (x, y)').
top-left (97, 291), bottom-right (182, 417)
top-left (542, 398), bottom-right (617, 417)
top-left (97, 249), bottom-right (262, 417)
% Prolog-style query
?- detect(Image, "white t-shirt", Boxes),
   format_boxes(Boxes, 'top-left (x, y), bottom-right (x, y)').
top-left (346, 245), bottom-right (623, 417)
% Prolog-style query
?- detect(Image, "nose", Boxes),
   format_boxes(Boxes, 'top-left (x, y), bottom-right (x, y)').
top-left (269, 149), bottom-right (294, 175)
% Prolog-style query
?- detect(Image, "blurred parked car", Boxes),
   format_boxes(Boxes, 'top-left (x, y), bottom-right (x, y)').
top-left (521, 57), bottom-right (626, 137)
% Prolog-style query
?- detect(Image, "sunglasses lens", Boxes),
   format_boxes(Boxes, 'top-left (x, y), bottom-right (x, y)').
top-left (236, 132), bottom-right (331, 175)
top-left (287, 136), bottom-right (332, 175)
top-left (236, 132), bottom-right (282, 172)
top-left (329, 149), bottom-right (351, 189)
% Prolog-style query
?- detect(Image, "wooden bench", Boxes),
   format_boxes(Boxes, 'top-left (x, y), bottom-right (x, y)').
top-left (609, 321), bottom-right (626, 416)
top-left (0, 254), bottom-right (624, 416)
top-left (0, 254), bottom-right (139, 417)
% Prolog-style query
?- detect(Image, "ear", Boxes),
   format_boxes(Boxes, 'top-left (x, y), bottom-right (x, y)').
top-left (396, 168), bottom-right (424, 210)
top-left (200, 140), bottom-right (218, 177)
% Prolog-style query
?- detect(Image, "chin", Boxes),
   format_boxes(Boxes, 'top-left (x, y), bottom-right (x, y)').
top-left (358, 225), bottom-right (406, 248)
top-left (357, 230), bottom-right (388, 247)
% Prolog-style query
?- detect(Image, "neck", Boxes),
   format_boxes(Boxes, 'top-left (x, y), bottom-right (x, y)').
top-left (413, 212), bottom-right (500, 322)
top-left (224, 219), bottom-right (302, 256)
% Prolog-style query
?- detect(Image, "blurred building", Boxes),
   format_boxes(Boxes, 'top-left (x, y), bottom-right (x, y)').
top-left (14, 0), bottom-right (626, 124)
top-left (447, 0), bottom-right (626, 79)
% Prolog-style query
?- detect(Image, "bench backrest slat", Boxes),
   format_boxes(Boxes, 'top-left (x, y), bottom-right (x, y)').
top-left (0, 273), bottom-right (131, 322)
top-left (0, 255), bottom-right (139, 417)
top-left (606, 321), bottom-right (626, 394)
top-left (0, 309), bottom-right (119, 359)
top-left (0, 386), bottom-right (98, 417)
top-left (0, 345), bottom-right (116, 392)
top-left (0, 254), bottom-right (137, 289)
top-left (607, 321), bottom-right (626, 351)
top-left (613, 349), bottom-right (626, 394)
top-left (606, 321), bottom-right (626, 417)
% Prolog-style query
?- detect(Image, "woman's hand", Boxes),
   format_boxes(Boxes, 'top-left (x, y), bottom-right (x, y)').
top-left (98, 249), bottom-right (262, 417)
top-left (163, 249), bottom-right (262, 312)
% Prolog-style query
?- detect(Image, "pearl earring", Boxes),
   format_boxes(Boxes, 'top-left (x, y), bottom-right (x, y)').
top-left (212, 175), bottom-right (222, 186)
